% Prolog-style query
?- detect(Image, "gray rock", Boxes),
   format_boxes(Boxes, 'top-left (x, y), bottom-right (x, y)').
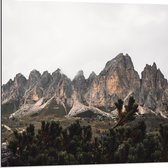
top-left (85, 53), bottom-right (140, 110)
top-left (40, 71), bottom-right (53, 88)
top-left (140, 63), bottom-right (168, 113)
top-left (72, 70), bottom-right (88, 104)
top-left (2, 53), bottom-right (168, 118)
top-left (27, 69), bottom-right (41, 87)
top-left (86, 71), bottom-right (97, 87)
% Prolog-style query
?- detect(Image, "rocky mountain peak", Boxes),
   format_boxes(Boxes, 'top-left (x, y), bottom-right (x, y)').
top-left (2, 53), bottom-right (168, 119)
top-left (14, 73), bottom-right (27, 87)
top-left (2, 79), bottom-right (14, 92)
top-left (42, 71), bottom-right (50, 76)
top-left (52, 68), bottom-right (62, 79)
top-left (49, 68), bottom-right (65, 89)
top-left (29, 69), bottom-right (41, 78)
top-left (72, 70), bottom-right (87, 103)
top-left (7, 78), bottom-right (13, 85)
top-left (100, 53), bottom-right (134, 76)
top-left (140, 62), bottom-right (168, 112)
top-left (14, 73), bottom-right (25, 79)
top-left (85, 54), bottom-right (140, 110)
top-left (73, 70), bottom-right (85, 80)
top-left (44, 69), bottom-right (72, 101)
top-left (28, 69), bottom-right (41, 86)
top-left (89, 71), bottom-right (96, 77)
top-left (114, 53), bottom-right (134, 69)
top-left (143, 63), bottom-right (157, 74)
top-left (40, 71), bottom-right (52, 88)
top-left (141, 63), bottom-right (167, 89)
top-left (152, 62), bottom-right (157, 69)
top-left (2, 73), bottom-right (27, 107)
top-left (87, 71), bottom-right (97, 85)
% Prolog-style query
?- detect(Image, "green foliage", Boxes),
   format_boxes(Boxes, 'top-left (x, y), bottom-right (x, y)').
top-left (68, 120), bottom-right (82, 138)
top-left (125, 96), bottom-right (138, 121)
top-left (159, 123), bottom-right (168, 161)
top-left (114, 96), bottom-right (138, 128)
top-left (114, 99), bottom-right (123, 118)
top-left (7, 120), bottom-right (168, 166)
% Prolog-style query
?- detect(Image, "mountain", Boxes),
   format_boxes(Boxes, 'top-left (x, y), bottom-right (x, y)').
top-left (2, 53), bottom-right (168, 119)
top-left (85, 53), bottom-right (140, 111)
top-left (139, 63), bottom-right (168, 117)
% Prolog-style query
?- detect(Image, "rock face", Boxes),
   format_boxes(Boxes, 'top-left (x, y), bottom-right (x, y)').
top-left (72, 70), bottom-right (87, 103)
top-left (2, 73), bottom-right (27, 113)
top-left (140, 63), bottom-right (168, 114)
top-left (85, 53), bottom-right (140, 111)
top-left (2, 53), bottom-right (168, 118)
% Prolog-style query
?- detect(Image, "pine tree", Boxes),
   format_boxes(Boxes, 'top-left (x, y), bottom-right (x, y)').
top-left (114, 99), bottom-right (124, 120)
top-left (113, 96), bottom-right (138, 128)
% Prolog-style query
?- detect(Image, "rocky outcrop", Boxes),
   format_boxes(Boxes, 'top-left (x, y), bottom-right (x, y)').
top-left (85, 53), bottom-right (140, 111)
top-left (140, 63), bottom-right (168, 115)
top-left (27, 70), bottom-right (41, 87)
top-left (2, 53), bottom-right (168, 119)
top-left (45, 69), bottom-right (72, 100)
top-left (72, 70), bottom-right (87, 104)
top-left (2, 73), bottom-right (27, 104)
top-left (40, 71), bottom-right (53, 89)
top-left (67, 100), bottom-right (114, 119)
top-left (2, 73), bottom-right (27, 113)
top-left (86, 71), bottom-right (97, 86)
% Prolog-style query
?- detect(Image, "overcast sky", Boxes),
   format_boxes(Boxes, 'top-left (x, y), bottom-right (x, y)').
top-left (2, 0), bottom-right (168, 84)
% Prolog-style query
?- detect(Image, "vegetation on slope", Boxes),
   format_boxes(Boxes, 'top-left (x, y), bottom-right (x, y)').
top-left (3, 97), bottom-right (168, 166)
top-left (5, 120), bottom-right (168, 166)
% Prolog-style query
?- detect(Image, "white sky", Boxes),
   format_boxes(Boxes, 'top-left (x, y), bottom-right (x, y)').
top-left (2, 0), bottom-right (168, 84)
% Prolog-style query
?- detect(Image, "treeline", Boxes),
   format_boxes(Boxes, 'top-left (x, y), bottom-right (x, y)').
top-left (6, 119), bottom-right (168, 166)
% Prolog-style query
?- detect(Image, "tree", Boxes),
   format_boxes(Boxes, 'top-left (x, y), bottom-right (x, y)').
top-left (7, 118), bottom-right (168, 165)
top-left (125, 96), bottom-right (138, 121)
top-left (26, 124), bottom-right (35, 137)
top-left (114, 99), bottom-right (124, 120)
top-left (68, 120), bottom-right (82, 138)
top-left (8, 139), bottom-right (18, 155)
top-left (113, 96), bottom-right (138, 128)
top-left (82, 125), bottom-right (92, 142)
top-left (159, 123), bottom-right (168, 161)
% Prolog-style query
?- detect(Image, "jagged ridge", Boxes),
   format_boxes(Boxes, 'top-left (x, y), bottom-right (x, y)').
top-left (2, 53), bottom-right (168, 119)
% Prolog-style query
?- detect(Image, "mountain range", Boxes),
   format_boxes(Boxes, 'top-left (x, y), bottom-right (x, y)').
top-left (2, 53), bottom-right (168, 119)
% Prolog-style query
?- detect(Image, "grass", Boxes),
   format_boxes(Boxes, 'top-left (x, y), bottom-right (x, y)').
top-left (2, 110), bottom-right (168, 144)
top-left (2, 112), bottom-right (116, 143)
